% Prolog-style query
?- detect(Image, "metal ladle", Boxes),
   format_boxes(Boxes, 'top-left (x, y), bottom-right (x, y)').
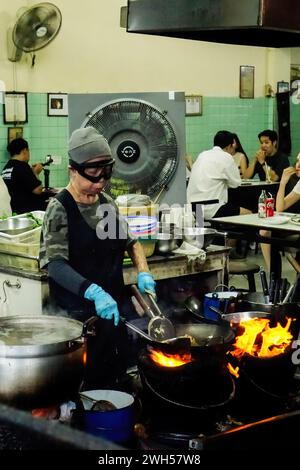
top-left (79, 393), bottom-right (117, 411)
top-left (131, 285), bottom-right (176, 341)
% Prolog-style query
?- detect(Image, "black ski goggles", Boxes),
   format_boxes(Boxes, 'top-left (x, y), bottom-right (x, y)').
top-left (69, 159), bottom-right (115, 183)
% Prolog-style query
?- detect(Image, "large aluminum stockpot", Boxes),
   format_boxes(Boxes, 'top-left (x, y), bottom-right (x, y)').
top-left (0, 315), bottom-right (87, 409)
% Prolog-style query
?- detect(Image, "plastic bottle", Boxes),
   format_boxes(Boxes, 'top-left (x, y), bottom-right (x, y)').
top-left (258, 190), bottom-right (267, 218)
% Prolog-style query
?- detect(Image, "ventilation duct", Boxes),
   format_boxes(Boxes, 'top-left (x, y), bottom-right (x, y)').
top-left (126, 0), bottom-right (300, 47)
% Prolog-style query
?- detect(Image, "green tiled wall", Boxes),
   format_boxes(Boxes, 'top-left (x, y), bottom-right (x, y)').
top-left (1, 94), bottom-right (298, 193)
top-left (0, 93), bottom-right (69, 188)
top-left (185, 97), bottom-right (276, 162)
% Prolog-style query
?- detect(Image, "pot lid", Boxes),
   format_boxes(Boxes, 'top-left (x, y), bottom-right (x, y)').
top-left (0, 315), bottom-right (82, 346)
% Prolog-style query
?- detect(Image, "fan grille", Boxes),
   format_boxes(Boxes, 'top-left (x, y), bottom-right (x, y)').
top-left (84, 99), bottom-right (178, 199)
top-left (13, 2), bottom-right (62, 52)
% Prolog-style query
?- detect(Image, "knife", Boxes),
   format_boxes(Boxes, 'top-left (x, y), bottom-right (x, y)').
top-left (269, 273), bottom-right (276, 304)
top-left (273, 279), bottom-right (281, 305)
top-left (280, 278), bottom-right (288, 303)
top-left (259, 267), bottom-right (269, 299)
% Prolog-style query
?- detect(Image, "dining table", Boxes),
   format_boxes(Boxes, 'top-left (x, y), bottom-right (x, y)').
top-left (228, 179), bottom-right (279, 212)
top-left (210, 212), bottom-right (300, 279)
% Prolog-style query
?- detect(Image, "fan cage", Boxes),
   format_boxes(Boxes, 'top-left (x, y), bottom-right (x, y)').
top-left (82, 99), bottom-right (178, 199)
top-left (13, 2), bottom-right (62, 52)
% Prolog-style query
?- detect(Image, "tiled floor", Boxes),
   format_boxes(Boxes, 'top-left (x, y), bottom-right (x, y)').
top-left (228, 246), bottom-right (297, 292)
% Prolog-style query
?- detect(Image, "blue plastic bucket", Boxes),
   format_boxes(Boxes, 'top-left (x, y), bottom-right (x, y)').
top-left (203, 291), bottom-right (239, 321)
top-left (79, 390), bottom-right (135, 443)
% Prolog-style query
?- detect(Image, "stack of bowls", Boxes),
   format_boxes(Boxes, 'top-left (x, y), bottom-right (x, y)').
top-left (126, 215), bottom-right (158, 237)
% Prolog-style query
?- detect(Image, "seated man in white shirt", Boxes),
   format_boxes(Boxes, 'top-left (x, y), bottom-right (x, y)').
top-left (187, 130), bottom-right (251, 220)
top-left (0, 175), bottom-right (12, 217)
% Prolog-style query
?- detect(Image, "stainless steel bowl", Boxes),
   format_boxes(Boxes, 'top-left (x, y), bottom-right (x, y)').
top-left (155, 232), bottom-right (181, 254)
top-left (182, 227), bottom-right (217, 249)
top-left (0, 217), bottom-right (36, 235)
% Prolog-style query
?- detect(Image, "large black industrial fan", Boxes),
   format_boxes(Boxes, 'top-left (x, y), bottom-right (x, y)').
top-left (83, 99), bottom-right (179, 198)
top-left (10, 2), bottom-right (62, 60)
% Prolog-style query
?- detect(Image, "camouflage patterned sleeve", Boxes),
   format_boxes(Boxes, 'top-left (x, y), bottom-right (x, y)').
top-left (39, 198), bottom-right (69, 268)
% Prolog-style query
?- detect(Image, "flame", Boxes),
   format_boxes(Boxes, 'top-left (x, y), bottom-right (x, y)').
top-left (31, 406), bottom-right (60, 419)
top-left (83, 351), bottom-right (87, 366)
top-left (227, 362), bottom-right (240, 378)
top-left (150, 349), bottom-right (192, 367)
top-left (230, 317), bottom-right (293, 359)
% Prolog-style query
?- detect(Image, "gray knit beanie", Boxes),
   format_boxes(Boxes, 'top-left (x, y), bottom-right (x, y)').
top-left (68, 127), bottom-right (111, 164)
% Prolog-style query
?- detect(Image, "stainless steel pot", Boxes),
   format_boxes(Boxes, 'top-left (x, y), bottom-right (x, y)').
top-left (155, 232), bottom-right (181, 255)
top-left (0, 315), bottom-right (89, 409)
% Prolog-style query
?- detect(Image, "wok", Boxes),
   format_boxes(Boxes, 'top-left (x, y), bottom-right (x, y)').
top-left (209, 306), bottom-right (271, 325)
top-left (174, 323), bottom-right (235, 348)
top-left (123, 318), bottom-right (235, 353)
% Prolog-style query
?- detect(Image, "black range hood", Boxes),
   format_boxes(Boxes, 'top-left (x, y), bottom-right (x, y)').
top-left (126, 0), bottom-right (300, 47)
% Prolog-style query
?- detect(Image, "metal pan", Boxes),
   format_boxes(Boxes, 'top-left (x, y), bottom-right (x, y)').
top-left (209, 306), bottom-right (271, 325)
top-left (174, 322), bottom-right (235, 348)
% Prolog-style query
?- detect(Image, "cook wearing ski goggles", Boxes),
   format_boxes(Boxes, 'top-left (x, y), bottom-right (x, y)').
top-left (69, 158), bottom-right (115, 183)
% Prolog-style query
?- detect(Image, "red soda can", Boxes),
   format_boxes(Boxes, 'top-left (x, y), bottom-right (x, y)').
top-left (266, 196), bottom-right (274, 217)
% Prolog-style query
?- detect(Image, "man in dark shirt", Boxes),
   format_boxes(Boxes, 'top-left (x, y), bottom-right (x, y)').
top-left (1, 138), bottom-right (46, 214)
top-left (244, 129), bottom-right (290, 181)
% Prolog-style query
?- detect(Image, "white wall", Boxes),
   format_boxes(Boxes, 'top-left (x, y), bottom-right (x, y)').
top-left (0, 0), bottom-right (293, 96)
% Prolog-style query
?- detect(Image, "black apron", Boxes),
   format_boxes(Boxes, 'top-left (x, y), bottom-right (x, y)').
top-left (49, 189), bottom-right (129, 389)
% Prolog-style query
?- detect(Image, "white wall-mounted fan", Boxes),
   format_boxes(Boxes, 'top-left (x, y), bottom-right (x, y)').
top-left (7, 2), bottom-right (62, 63)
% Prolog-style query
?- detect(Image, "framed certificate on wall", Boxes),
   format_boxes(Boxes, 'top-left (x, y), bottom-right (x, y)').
top-left (185, 95), bottom-right (202, 116)
top-left (3, 92), bottom-right (28, 124)
top-left (239, 66), bottom-right (255, 99)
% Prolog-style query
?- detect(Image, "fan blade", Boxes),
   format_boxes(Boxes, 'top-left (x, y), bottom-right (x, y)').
top-left (13, 3), bottom-right (62, 52)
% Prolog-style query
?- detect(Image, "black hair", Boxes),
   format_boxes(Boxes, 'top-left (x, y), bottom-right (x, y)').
top-left (232, 132), bottom-right (249, 165)
top-left (258, 129), bottom-right (278, 143)
top-left (213, 130), bottom-right (234, 149)
top-left (7, 138), bottom-right (28, 157)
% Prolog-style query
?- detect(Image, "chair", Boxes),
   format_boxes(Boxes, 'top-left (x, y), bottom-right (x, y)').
top-left (228, 260), bottom-right (260, 292)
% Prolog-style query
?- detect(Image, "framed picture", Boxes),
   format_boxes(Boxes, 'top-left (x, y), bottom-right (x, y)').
top-left (239, 65), bottom-right (255, 99)
top-left (3, 92), bottom-right (28, 124)
top-left (185, 95), bottom-right (202, 116)
top-left (47, 93), bottom-right (68, 116)
top-left (277, 81), bottom-right (289, 93)
top-left (7, 127), bottom-right (23, 144)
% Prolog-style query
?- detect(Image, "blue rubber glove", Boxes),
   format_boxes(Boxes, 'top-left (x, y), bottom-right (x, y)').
top-left (84, 283), bottom-right (119, 326)
top-left (137, 272), bottom-right (156, 295)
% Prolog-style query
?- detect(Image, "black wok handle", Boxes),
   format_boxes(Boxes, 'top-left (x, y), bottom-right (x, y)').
top-left (280, 278), bottom-right (288, 303)
top-left (273, 279), bottom-right (281, 305)
top-left (190, 310), bottom-right (219, 325)
top-left (269, 274), bottom-right (276, 304)
top-left (131, 285), bottom-right (155, 318)
top-left (259, 268), bottom-right (269, 296)
top-left (120, 316), bottom-right (153, 341)
top-left (131, 296), bottom-right (145, 317)
top-left (209, 305), bottom-right (224, 320)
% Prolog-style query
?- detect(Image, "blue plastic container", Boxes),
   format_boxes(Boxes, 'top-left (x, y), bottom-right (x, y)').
top-left (203, 291), bottom-right (240, 321)
top-left (79, 390), bottom-right (135, 443)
